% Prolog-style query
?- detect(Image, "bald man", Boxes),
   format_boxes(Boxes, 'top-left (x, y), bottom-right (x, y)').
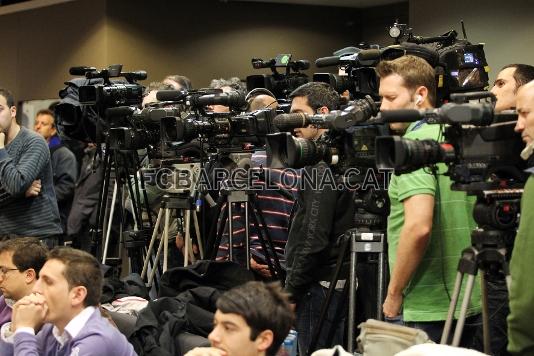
top-left (508, 80), bottom-right (534, 355)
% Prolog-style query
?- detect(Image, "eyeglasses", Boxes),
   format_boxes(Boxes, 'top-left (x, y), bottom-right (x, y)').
top-left (0, 267), bottom-right (18, 277)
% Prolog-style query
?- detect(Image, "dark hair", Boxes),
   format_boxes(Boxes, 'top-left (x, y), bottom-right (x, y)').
top-left (210, 77), bottom-right (245, 93)
top-left (0, 87), bottom-right (15, 108)
top-left (164, 75), bottom-right (192, 90)
top-left (216, 282), bottom-right (294, 356)
top-left (47, 247), bottom-right (102, 307)
top-left (289, 82), bottom-right (340, 111)
top-left (0, 237), bottom-right (48, 273)
top-left (376, 55), bottom-right (437, 106)
top-left (502, 64), bottom-right (534, 91)
top-left (144, 81), bottom-right (174, 95)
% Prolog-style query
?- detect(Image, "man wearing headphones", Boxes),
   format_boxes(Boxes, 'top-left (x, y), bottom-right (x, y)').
top-left (378, 55), bottom-right (481, 345)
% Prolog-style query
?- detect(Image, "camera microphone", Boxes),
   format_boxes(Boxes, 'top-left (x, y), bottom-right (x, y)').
top-left (379, 109), bottom-right (423, 123)
top-left (195, 90), bottom-right (247, 108)
top-left (357, 49), bottom-right (381, 62)
top-left (69, 66), bottom-right (97, 76)
top-left (315, 56), bottom-right (341, 68)
top-left (156, 90), bottom-right (188, 102)
top-left (105, 106), bottom-right (136, 119)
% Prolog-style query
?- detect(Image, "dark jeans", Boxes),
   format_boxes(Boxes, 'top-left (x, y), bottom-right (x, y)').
top-left (385, 313), bottom-right (482, 349)
top-left (296, 283), bottom-right (345, 356)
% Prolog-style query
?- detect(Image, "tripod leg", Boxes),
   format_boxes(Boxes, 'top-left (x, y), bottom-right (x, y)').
top-left (441, 271), bottom-right (465, 344)
top-left (141, 208), bottom-right (163, 279)
top-left (308, 233), bottom-right (350, 354)
top-left (480, 272), bottom-right (491, 353)
top-left (245, 203), bottom-right (250, 270)
top-left (148, 225), bottom-right (166, 287)
top-left (377, 244), bottom-right (386, 321)
top-left (163, 208), bottom-right (171, 272)
top-left (102, 181), bottom-right (118, 264)
top-left (452, 274), bottom-right (476, 347)
top-left (347, 236), bottom-right (358, 353)
top-left (185, 210), bottom-right (195, 266)
top-left (193, 211), bottom-right (203, 259)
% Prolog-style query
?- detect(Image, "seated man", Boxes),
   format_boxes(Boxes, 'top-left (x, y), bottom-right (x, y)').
top-left (0, 247), bottom-right (136, 355)
top-left (0, 238), bottom-right (48, 327)
top-left (186, 281), bottom-right (294, 356)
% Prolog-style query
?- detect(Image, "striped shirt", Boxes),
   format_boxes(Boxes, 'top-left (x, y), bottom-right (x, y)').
top-left (0, 127), bottom-right (62, 237)
top-left (216, 151), bottom-right (298, 269)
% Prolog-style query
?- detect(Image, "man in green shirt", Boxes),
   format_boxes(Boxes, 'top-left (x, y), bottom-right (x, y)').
top-left (378, 55), bottom-right (481, 344)
top-left (508, 79), bottom-right (534, 355)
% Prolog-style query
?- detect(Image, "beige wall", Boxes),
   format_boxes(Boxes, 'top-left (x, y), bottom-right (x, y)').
top-left (409, 0), bottom-right (534, 83)
top-left (0, 0), bottom-right (107, 101)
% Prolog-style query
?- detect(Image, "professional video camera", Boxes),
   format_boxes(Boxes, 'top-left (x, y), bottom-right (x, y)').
top-left (246, 54), bottom-right (310, 99)
top-left (375, 92), bottom-right (527, 192)
top-left (266, 95), bottom-right (381, 174)
top-left (55, 64), bottom-right (146, 142)
top-left (314, 22), bottom-right (490, 104)
top-left (161, 107), bottom-right (279, 151)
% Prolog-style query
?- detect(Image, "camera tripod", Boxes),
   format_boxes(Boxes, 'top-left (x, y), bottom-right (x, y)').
top-left (206, 184), bottom-right (285, 281)
top-left (140, 192), bottom-right (204, 286)
top-left (440, 190), bottom-right (521, 354)
top-left (309, 187), bottom-right (389, 354)
top-left (93, 143), bottom-right (158, 278)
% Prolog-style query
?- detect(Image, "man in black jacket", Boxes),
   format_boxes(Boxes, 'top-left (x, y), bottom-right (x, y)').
top-left (283, 82), bottom-right (355, 354)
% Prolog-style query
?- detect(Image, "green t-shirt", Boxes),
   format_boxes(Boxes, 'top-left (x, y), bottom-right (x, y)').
top-left (508, 174), bottom-right (534, 355)
top-left (387, 121), bottom-right (481, 322)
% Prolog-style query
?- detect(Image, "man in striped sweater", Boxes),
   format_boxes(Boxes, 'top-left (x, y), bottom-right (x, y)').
top-left (0, 87), bottom-right (62, 242)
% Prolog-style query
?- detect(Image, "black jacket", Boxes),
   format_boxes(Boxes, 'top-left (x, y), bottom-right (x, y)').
top-left (285, 162), bottom-right (356, 301)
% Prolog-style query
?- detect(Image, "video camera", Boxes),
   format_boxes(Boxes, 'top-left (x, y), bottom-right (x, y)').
top-left (246, 54), bottom-right (310, 99)
top-left (375, 92), bottom-right (527, 193)
top-left (266, 95), bottom-right (381, 174)
top-left (55, 64), bottom-right (147, 143)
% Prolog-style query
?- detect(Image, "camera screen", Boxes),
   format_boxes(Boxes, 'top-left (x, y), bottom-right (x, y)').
top-left (464, 53), bottom-right (475, 64)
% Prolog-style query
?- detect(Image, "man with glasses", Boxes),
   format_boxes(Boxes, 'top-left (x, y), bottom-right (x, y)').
top-left (0, 238), bottom-right (48, 327)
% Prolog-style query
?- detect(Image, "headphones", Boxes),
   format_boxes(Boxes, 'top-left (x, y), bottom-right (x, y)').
top-left (415, 94), bottom-right (423, 106)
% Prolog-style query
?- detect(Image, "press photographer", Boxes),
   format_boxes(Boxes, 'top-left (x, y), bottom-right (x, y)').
top-left (377, 55), bottom-right (482, 345)
top-left (280, 81), bottom-right (356, 355)
top-left (507, 80), bottom-right (534, 355)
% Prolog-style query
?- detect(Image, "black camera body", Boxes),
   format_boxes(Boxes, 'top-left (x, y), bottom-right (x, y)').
top-left (266, 96), bottom-right (381, 174)
top-left (375, 95), bottom-right (527, 192)
top-left (246, 54), bottom-right (310, 99)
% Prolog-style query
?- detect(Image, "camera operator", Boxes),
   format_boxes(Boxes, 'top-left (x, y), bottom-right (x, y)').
top-left (283, 82), bottom-right (355, 354)
top-left (0, 87), bottom-right (62, 243)
top-left (378, 55), bottom-right (481, 345)
top-left (508, 80), bottom-right (534, 355)
top-left (163, 74), bottom-right (192, 91)
top-left (491, 64), bottom-right (534, 112)
top-left (483, 63), bottom-right (534, 356)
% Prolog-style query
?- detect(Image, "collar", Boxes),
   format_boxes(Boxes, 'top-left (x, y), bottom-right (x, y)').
top-left (48, 135), bottom-right (62, 149)
top-left (52, 306), bottom-right (96, 347)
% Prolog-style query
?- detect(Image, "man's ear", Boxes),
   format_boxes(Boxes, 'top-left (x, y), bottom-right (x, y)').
top-left (415, 86), bottom-right (429, 106)
top-left (10, 106), bottom-right (16, 120)
top-left (25, 268), bottom-right (37, 284)
top-left (317, 106), bottom-right (329, 115)
top-left (70, 286), bottom-right (88, 308)
top-left (254, 329), bottom-right (274, 353)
